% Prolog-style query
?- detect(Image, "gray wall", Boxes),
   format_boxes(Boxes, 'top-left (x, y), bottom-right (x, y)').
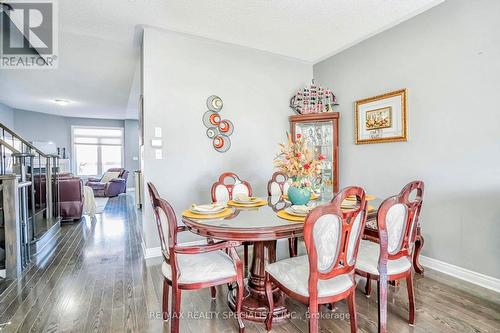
top-left (124, 119), bottom-right (140, 185)
top-left (13, 109), bottom-right (123, 160)
top-left (11, 109), bottom-right (139, 185)
top-left (314, 0), bottom-right (500, 278)
top-left (0, 103), bottom-right (14, 128)
top-left (142, 28), bottom-right (312, 247)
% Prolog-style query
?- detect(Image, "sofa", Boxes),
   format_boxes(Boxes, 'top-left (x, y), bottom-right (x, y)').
top-left (58, 174), bottom-right (84, 221)
top-left (85, 168), bottom-right (129, 197)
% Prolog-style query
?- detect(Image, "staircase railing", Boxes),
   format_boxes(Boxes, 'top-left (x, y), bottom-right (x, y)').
top-left (0, 122), bottom-right (61, 280)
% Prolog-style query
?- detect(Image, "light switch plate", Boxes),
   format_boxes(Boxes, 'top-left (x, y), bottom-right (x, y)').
top-left (154, 127), bottom-right (162, 138)
top-left (151, 139), bottom-right (162, 147)
top-left (155, 149), bottom-right (162, 160)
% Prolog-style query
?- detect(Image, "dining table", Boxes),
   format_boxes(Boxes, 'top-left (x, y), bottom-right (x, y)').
top-left (182, 195), bottom-right (424, 323)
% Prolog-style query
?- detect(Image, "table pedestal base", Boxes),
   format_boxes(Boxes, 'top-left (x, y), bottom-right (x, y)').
top-left (227, 240), bottom-right (290, 323)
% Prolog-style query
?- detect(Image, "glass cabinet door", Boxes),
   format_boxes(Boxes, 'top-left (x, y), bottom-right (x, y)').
top-left (295, 121), bottom-right (335, 195)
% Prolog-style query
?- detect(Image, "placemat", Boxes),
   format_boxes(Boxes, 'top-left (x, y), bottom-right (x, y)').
top-left (276, 210), bottom-right (305, 222)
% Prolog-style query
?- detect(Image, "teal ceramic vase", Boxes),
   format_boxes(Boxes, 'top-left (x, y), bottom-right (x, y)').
top-left (287, 186), bottom-right (311, 205)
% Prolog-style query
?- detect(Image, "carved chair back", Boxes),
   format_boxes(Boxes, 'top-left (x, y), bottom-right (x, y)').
top-left (211, 172), bottom-right (253, 202)
top-left (303, 186), bottom-right (367, 295)
top-left (267, 171), bottom-right (290, 196)
top-left (377, 181), bottom-right (424, 262)
top-left (147, 182), bottom-right (178, 265)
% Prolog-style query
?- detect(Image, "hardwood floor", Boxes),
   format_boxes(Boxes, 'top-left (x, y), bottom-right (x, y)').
top-left (0, 193), bottom-right (498, 332)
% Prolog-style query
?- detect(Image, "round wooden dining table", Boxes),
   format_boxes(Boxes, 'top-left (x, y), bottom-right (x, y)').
top-left (182, 195), bottom-right (424, 323)
top-left (182, 196), bottom-right (303, 323)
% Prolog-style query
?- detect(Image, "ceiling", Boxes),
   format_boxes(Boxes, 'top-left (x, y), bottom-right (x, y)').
top-left (0, 0), bottom-right (444, 120)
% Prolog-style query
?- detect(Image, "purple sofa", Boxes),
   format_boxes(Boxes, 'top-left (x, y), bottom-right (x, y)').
top-left (86, 168), bottom-right (129, 197)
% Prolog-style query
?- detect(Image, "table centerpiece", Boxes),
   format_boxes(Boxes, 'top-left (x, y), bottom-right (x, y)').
top-left (274, 133), bottom-right (323, 205)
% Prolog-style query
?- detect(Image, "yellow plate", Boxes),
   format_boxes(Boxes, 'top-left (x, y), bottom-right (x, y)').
top-left (228, 200), bottom-right (267, 208)
top-left (182, 208), bottom-right (234, 219)
top-left (345, 194), bottom-right (376, 202)
top-left (277, 210), bottom-right (305, 222)
top-left (282, 193), bottom-right (319, 201)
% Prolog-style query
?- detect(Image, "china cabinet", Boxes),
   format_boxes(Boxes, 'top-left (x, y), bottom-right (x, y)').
top-left (289, 112), bottom-right (339, 195)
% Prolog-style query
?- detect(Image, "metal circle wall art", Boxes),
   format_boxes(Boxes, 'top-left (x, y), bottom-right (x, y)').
top-left (207, 95), bottom-right (223, 112)
top-left (202, 96), bottom-right (234, 152)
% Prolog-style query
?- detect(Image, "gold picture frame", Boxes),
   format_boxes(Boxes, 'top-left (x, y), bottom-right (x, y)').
top-left (355, 89), bottom-right (407, 144)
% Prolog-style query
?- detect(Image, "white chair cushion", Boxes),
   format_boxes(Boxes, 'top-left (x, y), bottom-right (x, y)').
top-left (265, 255), bottom-right (354, 297)
top-left (355, 240), bottom-right (411, 276)
top-left (162, 250), bottom-right (236, 284)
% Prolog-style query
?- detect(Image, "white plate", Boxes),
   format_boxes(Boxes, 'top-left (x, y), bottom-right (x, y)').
top-left (233, 196), bottom-right (260, 204)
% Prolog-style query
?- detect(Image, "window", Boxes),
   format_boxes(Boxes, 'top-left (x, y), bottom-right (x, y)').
top-left (72, 126), bottom-right (124, 176)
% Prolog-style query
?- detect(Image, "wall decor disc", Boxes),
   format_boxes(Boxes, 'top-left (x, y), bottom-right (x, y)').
top-left (206, 127), bottom-right (219, 139)
top-left (207, 95), bottom-right (223, 112)
top-left (218, 119), bottom-right (234, 136)
top-left (213, 134), bottom-right (231, 153)
top-left (202, 111), bottom-right (221, 127)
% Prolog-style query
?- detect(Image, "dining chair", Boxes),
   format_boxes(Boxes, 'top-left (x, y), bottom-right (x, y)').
top-left (147, 182), bottom-right (245, 333)
top-left (267, 171), bottom-right (290, 198)
top-left (267, 172), bottom-right (298, 258)
top-left (265, 186), bottom-right (367, 333)
top-left (211, 172), bottom-right (253, 275)
top-left (355, 181), bottom-right (424, 333)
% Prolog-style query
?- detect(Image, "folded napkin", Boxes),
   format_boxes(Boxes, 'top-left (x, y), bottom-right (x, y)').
top-left (190, 203), bottom-right (226, 213)
top-left (291, 205), bottom-right (314, 214)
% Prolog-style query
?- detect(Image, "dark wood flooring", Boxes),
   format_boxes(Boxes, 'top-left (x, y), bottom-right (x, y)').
top-left (0, 193), bottom-right (498, 332)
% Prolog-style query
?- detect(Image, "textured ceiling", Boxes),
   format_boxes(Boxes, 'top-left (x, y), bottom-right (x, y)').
top-left (0, 0), bottom-right (444, 119)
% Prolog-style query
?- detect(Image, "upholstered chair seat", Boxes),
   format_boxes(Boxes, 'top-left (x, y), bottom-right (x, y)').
top-left (266, 255), bottom-right (353, 297)
top-left (162, 250), bottom-right (237, 284)
top-left (356, 240), bottom-right (411, 276)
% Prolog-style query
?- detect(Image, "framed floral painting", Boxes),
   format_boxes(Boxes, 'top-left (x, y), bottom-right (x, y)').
top-left (355, 89), bottom-right (407, 144)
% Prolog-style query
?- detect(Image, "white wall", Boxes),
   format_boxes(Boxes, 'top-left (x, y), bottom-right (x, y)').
top-left (314, 0), bottom-right (500, 278)
top-left (142, 28), bottom-right (312, 247)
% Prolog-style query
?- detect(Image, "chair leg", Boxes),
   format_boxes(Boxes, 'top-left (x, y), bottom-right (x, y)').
top-left (406, 273), bottom-right (415, 325)
top-left (171, 286), bottom-right (181, 333)
top-left (365, 274), bottom-right (372, 297)
top-left (288, 237), bottom-right (298, 257)
top-left (264, 274), bottom-right (274, 331)
top-left (308, 301), bottom-right (319, 333)
top-left (162, 279), bottom-right (169, 321)
top-left (377, 280), bottom-right (388, 333)
top-left (244, 244), bottom-right (249, 276)
top-left (347, 291), bottom-right (357, 333)
top-left (210, 286), bottom-right (217, 299)
top-left (236, 275), bottom-right (245, 332)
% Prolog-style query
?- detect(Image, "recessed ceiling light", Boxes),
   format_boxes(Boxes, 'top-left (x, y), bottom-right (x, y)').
top-left (53, 99), bottom-right (71, 106)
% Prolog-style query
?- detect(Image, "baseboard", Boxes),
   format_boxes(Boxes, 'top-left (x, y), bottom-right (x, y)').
top-left (144, 246), bottom-right (162, 259)
top-left (420, 255), bottom-right (500, 293)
